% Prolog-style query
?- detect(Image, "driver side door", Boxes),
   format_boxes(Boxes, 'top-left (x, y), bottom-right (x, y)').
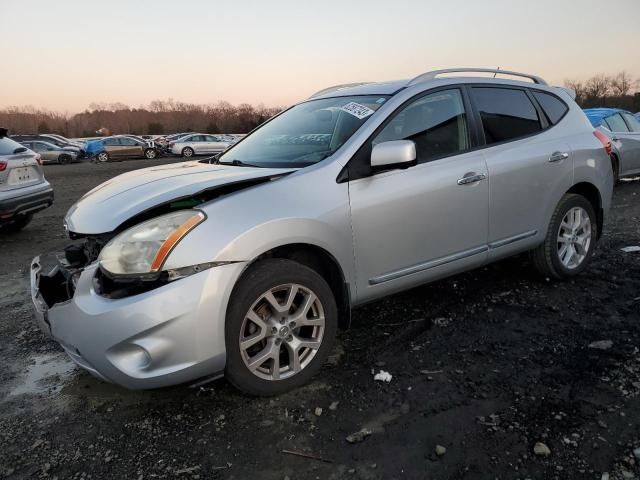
top-left (348, 88), bottom-right (489, 302)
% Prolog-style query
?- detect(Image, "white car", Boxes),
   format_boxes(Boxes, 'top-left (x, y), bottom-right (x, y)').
top-left (170, 134), bottom-right (231, 158)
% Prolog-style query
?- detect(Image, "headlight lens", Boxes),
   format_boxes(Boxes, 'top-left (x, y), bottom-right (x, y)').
top-left (99, 210), bottom-right (205, 276)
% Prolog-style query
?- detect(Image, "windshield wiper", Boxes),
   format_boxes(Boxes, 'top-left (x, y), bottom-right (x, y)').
top-left (217, 159), bottom-right (262, 167)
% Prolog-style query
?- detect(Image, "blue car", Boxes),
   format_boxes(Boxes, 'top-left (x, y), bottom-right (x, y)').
top-left (583, 108), bottom-right (640, 180)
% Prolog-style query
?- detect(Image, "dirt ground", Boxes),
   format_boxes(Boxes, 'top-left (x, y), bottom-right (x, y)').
top-left (0, 158), bottom-right (639, 480)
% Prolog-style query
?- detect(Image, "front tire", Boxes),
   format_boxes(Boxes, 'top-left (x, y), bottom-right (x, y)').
top-left (144, 148), bottom-right (157, 159)
top-left (58, 154), bottom-right (71, 165)
top-left (531, 193), bottom-right (597, 279)
top-left (225, 259), bottom-right (337, 396)
top-left (182, 147), bottom-right (194, 158)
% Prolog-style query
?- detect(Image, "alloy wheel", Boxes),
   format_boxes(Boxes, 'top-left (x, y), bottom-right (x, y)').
top-left (239, 283), bottom-right (325, 381)
top-left (557, 206), bottom-right (591, 269)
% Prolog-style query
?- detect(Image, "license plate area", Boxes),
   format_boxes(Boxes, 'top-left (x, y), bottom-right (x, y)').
top-left (8, 166), bottom-right (38, 185)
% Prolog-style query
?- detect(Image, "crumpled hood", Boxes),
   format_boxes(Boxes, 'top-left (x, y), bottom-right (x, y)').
top-left (65, 161), bottom-right (296, 234)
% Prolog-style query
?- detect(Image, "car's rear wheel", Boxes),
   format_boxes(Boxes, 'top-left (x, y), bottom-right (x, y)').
top-left (0, 214), bottom-right (32, 233)
top-left (96, 152), bottom-right (109, 163)
top-left (225, 259), bottom-right (337, 396)
top-left (144, 148), bottom-right (157, 159)
top-left (182, 147), bottom-right (194, 158)
top-left (58, 154), bottom-right (71, 165)
top-left (531, 193), bottom-right (597, 279)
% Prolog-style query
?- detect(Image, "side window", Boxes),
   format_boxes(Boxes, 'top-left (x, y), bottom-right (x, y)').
top-left (103, 138), bottom-right (117, 146)
top-left (606, 114), bottom-right (630, 133)
top-left (622, 113), bottom-right (640, 133)
top-left (206, 135), bottom-right (219, 142)
top-left (471, 87), bottom-right (542, 144)
top-left (532, 91), bottom-right (568, 125)
top-left (119, 138), bottom-right (135, 145)
top-left (372, 89), bottom-right (469, 164)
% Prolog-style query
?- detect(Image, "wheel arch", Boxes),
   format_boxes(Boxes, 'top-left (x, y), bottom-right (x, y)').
top-left (566, 182), bottom-right (603, 239)
top-left (242, 243), bottom-right (352, 329)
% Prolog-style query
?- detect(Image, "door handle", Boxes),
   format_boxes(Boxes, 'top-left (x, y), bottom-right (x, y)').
top-left (549, 152), bottom-right (569, 163)
top-left (457, 172), bottom-right (487, 185)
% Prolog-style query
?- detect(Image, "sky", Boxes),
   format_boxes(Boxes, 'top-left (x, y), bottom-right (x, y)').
top-left (1, 0), bottom-right (639, 113)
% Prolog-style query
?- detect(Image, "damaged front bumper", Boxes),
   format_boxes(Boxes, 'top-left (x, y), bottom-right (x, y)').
top-left (30, 254), bottom-right (246, 389)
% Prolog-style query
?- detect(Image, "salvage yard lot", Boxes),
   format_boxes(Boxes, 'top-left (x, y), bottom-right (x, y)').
top-left (0, 159), bottom-right (639, 479)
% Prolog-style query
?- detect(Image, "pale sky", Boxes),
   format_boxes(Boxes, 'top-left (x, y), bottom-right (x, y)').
top-left (1, 0), bottom-right (639, 113)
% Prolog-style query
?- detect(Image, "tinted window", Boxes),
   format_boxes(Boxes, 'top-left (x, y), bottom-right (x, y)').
top-left (606, 113), bottom-right (630, 132)
top-left (532, 91), bottom-right (568, 125)
top-left (472, 87), bottom-right (542, 144)
top-left (103, 138), bottom-right (118, 146)
top-left (205, 135), bottom-right (220, 142)
top-left (622, 112), bottom-right (640, 132)
top-left (373, 89), bottom-right (469, 163)
top-left (119, 137), bottom-right (137, 145)
top-left (0, 137), bottom-right (28, 155)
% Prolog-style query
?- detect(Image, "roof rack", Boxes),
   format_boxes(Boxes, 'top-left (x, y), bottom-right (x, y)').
top-left (407, 68), bottom-right (548, 86)
top-left (308, 82), bottom-right (373, 99)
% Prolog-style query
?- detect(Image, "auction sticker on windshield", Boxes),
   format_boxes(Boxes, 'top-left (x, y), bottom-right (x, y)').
top-left (341, 102), bottom-right (375, 120)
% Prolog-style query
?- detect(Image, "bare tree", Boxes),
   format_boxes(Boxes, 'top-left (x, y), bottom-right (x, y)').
top-left (584, 74), bottom-right (611, 100)
top-left (610, 71), bottom-right (635, 96)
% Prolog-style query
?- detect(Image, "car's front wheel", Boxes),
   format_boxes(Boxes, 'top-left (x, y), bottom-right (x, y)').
top-left (144, 148), bottom-right (157, 159)
top-left (532, 193), bottom-right (597, 279)
top-left (182, 147), bottom-right (194, 158)
top-left (225, 259), bottom-right (337, 396)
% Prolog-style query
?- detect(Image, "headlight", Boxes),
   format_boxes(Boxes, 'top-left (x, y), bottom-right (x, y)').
top-left (99, 210), bottom-right (205, 277)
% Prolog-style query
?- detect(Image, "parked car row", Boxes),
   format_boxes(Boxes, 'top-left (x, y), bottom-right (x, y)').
top-left (583, 108), bottom-right (640, 181)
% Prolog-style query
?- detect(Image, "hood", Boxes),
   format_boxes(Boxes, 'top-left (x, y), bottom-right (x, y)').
top-left (65, 161), bottom-right (296, 235)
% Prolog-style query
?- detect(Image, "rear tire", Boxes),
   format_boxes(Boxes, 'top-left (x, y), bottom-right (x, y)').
top-left (96, 152), bottom-right (109, 163)
top-left (182, 147), bottom-right (194, 158)
top-left (1, 214), bottom-right (32, 233)
top-left (531, 193), bottom-right (597, 279)
top-left (225, 259), bottom-right (337, 396)
top-left (58, 154), bottom-right (71, 165)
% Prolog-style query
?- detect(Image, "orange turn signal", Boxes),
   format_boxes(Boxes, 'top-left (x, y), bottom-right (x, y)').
top-left (150, 212), bottom-right (206, 272)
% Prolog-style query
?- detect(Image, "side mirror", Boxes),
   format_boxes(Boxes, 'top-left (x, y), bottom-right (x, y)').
top-left (370, 140), bottom-right (416, 170)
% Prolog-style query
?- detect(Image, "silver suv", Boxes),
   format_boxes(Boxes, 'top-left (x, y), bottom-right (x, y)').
top-left (31, 69), bottom-right (613, 395)
top-left (0, 130), bottom-right (54, 232)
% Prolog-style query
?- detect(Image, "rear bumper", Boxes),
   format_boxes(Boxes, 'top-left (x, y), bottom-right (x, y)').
top-left (0, 183), bottom-right (54, 220)
top-left (30, 255), bottom-right (245, 389)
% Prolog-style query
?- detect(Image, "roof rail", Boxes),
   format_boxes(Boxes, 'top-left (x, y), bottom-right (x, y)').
top-left (308, 82), bottom-right (373, 99)
top-left (407, 68), bottom-right (548, 86)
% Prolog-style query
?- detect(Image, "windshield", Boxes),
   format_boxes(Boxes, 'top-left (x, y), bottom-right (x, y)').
top-left (217, 95), bottom-right (389, 168)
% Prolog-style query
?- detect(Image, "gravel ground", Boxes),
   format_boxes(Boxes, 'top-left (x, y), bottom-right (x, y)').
top-left (0, 158), bottom-right (639, 480)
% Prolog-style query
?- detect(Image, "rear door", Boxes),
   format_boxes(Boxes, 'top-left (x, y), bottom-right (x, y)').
top-left (190, 135), bottom-right (205, 154)
top-left (469, 86), bottom-right (573, 260)
top-left (620, 113), bottom-right (640, 174)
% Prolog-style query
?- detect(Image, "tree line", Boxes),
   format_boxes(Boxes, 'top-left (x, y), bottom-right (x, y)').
top-left (0, 100), bottom-right (283, 138)
top-left (1, 72), bottom-right (638, 138)
top-left (565, 72), bottom-right (640, 110)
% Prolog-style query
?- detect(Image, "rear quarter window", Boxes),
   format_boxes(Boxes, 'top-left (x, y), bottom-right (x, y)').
top-left (0, 137), bottom-right (26, 155)
top-left (532, 91), bottom-right (569, 125)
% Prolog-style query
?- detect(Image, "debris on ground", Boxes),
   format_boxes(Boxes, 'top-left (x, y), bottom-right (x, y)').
top-left (346, 428), bottom-right (372, 444)
top-left (589, 340), bottom-right (614, 350)
top-left (534, 442), bottom-right (552, 456)
top-left (373, 370), bottom-right (392, 383)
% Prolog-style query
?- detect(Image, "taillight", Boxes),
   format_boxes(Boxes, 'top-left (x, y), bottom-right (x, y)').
top-left (35, 154), bottom-right (43, 166)
top-left (0, 161), bottom-right (6, 172)
top-left (593, 131), bottom-right (612, 156)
